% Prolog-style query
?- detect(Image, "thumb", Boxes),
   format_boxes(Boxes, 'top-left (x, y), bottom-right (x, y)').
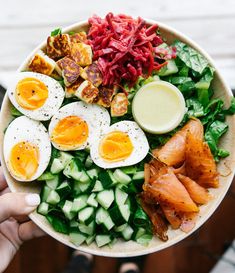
top-left (0, 192), bottom-right (40, 223)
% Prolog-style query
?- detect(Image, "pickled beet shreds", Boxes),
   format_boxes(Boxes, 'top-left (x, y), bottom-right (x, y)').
top-left (88, 13), bottom-right (173, 87)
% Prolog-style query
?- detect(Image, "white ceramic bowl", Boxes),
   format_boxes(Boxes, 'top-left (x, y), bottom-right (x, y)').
top-left (0, 19), bottom-right (235, 257)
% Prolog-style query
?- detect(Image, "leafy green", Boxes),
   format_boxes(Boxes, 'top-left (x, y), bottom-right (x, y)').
top-left (205, 120), bottom-right (229, 160)
top-left (223, 97), bottom-right (235, 115)
top-left (11, 105), bottom-right (22, 117)
top-left (51, 28), bottom-right (62, 36)
top-left (186, 98), bottom-right (204, 117)
top-left (173, 40), bottom-right (208, 74)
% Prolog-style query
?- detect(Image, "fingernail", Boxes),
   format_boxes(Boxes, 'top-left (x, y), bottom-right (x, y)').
top-left (25, 193), bottom-right (40, 206)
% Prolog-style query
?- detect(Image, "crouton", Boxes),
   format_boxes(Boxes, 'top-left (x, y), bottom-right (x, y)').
top-left (28, 50), bottom-right (56, 76)
top-left (56, 57), bottom-right (82, 86)
top-left (47, 34), bottom-right (71, 59)
top-left (81, 62), bottom-right (103, 87)
top-left (70, 43), bottom-right (92, 67)
top-left (111, 93), bottom-right (129, 117)
top-left (70, 32), bottom-right (88, 44)
top-left (75, 80), bottom-right (99, 103)
top-left (65, 78), bottom-right (84, 98)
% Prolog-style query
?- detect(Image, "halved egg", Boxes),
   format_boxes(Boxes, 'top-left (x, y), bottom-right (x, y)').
top-left (7, 72), bottom-right (65, 121)
top-left (48, 101), bottom-right (110, 151)
top-left (90, 121), bottom-right (149, 168)
top-left (3, 116), bottom-right (51, 181)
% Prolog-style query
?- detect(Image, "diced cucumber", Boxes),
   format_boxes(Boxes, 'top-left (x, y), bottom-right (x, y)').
top-left (134, 227), bottom-right (146, 240)
top-left (95, 235), bottom-right (112, 247)
top-left (153, 75), bottom-right (160, 81)
top-left (121, 225), bottom-right (134, 240)
top-left (46, 190), bottom-right (60, 205)
top-left (98, 171), bottom-right (114, 188)
top-left (114, 223), bottom-right (128, 233)
top-left (96, 207), bottom-right (114, 231)
top-left (78, 207), bottom-right (95, 225)
top-left (87, 169), bottom-right (98, 179)
top-left (79, 170), bottom-right (91, 183)
top-left (157, 59), bottom-right (178, 76)
top-left (70, 219), bottom-right (78, 228)
top-left (107, 170), bottom-right (118, 184)
top-left (69, 232), bottom-right (87, 246)
top-left (96, 189), bottom-right (114, 209)
top-left (115, 187), bottom-right (128, 205)
top-left (78, 221), bottom-right (95, 236)
top-left (86, 234), bottom-right (96, 245)
top-left (62, 200), bottom-right (76, 220)
top-left (85, 155), bottom-right (93, 168)
top-left (38, 172), bottom-right (55, 181)
top-left (87, 193), bottom-right (98, 207)
top-left (108, 237), bottom-right (118, 248)
top-left (71, 195), bottom-right (88, 213)
top-left (50, 158), bottom-right (64, 174)
top-left (92, 180), bottom-right (104, 192)
top-left (195, 81), bottom-right (210, 90)
top-left (37, 202), bottom-right (49, 215)
top-left (79, 181), bottom-right (92, 193)
top-left (56, 181), bottom-right (71, 198)
top-left (109, 204), bottom-right (130, 226)
top-left (41, 185), bottom-right (51, 202)
top-left (45, 174), bottom-right (60, 189)
top-left (133, 171), bottom-right (144, 181)
top-left (113, 169), bottom-right (131, 184)
top-left (59, 152), bottom-right (74, 167)
top-left (136, 234), bottom-right (153, 246)
top-left (63, 158), bottom-right (83, 180)
top-left (121, 166), bottom-right (137, 175)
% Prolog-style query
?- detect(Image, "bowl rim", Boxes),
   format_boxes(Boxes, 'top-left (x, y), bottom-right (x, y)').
top-left (0, 18), bottom-right (234, 257)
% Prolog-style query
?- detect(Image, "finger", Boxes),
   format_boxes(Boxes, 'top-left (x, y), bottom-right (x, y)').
top-left (0, 187), bottom-right (10, 196)
top-left (0, 167), bottom-right (7, 191)
top-left (14, 215), bottom-right (30, 223)
top-left (19, 221), bottom-right (46, 241)
top-left (0, 192), bottom-right (40, 223)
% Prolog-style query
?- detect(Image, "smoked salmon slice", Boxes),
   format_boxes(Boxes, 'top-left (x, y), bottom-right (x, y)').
top-left (161, 204), bottom-right (182, 229)
top-left (185, 132), bottom-right (219, 188)
top-left (145, 167), bottom-right (199, 213)
top-left (153, 119), bottom-right (204, 167)
top-left (180, 212), bottom-right (198, 233)
top-left (177, 174), bottom-right (212, 204)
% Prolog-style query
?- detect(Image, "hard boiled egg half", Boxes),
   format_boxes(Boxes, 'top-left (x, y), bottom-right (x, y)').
top-left (90, 121), bottom-right (149, 168)
top-left (3, 116), bottom-right (51, 181)
top-left (7, 72), bottom-right (65, 121)
top-left (48, 101), bottom-right (110, 151)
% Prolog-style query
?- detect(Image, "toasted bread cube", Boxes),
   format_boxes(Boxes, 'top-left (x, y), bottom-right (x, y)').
top-left (28, 50), bottom-right (56, 76)
top-left (70, 43), bottom-right (92, 67)
top-left (81, 62), bottom-right (103, 87)
top-left (75, 80), bottom-right (99, 103)
top-left (47, 34), bottom-right (71, 59)
top-left (70, 32), bottom-right (88, 44)
top-left (95, 87), bottom-right (115, 108)
top-left (65, 78), bottom-right (84, 98)
top-left (111, 93), bottom-right (129, 117)
top-left (56, 57), bottom-right (82, 86)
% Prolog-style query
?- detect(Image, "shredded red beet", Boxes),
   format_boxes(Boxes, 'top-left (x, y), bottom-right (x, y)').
top-left (88, 13), bottom-right (175, 87)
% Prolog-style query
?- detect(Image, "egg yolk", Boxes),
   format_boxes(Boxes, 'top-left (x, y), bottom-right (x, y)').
top-left (51, 116), bottom-right (89, 149)
top-left (15, 77), bottom-right (48, 110)
top-left (99, 131), bottom-right (134, 162)
top-left (9, 141), bottom-right (39, 180)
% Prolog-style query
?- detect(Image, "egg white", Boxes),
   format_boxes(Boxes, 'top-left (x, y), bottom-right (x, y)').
top-left (3, 116), bottom-right (51, 182)
top-left (90, 121), bottom-right (150, 169)
top-left (48, 101), bottom-right (111, 151)
top-left (7, 72), bottom-right (65, 121)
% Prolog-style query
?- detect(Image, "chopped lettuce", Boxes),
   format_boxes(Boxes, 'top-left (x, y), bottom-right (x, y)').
top-left (173, 40), bottom-right (208, 74)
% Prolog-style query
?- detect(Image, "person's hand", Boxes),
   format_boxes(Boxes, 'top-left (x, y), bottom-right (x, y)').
top-left (0, 167), bottom-right (45, 273)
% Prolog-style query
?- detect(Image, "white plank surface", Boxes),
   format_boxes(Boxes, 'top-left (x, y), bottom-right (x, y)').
top-left (0, 0), bottom-right (235, 88)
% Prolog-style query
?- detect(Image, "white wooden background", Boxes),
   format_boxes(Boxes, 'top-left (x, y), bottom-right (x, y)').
top-left (0, 0), bottom-right (235, 88)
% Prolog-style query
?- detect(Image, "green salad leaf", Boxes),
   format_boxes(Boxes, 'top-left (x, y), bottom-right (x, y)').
top-left (173, 40), bottom-right (208, 74)
top-left (51, 28), bottom-right (62, 36)
top-left (223, 97), bottom-right (235, 115)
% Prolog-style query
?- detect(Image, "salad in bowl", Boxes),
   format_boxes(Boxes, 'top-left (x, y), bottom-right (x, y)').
top-left (0, 13), bottom-right (235, 257)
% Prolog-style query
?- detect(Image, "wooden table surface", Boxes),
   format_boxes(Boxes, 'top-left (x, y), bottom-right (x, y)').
top-left (1, 1), bottom-right (235, 272)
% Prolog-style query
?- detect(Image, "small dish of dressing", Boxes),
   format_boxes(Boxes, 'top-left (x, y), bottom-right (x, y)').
top-left (132, 80), bottom-right (186, 134)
